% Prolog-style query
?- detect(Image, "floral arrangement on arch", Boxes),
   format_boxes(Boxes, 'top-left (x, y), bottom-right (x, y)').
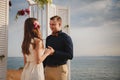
top-left (15, 8), bottom-right (30, 20)
top-left (15, 0), bottom-right (52, 20)
top-left (34, 0), bottom-right (52, 8)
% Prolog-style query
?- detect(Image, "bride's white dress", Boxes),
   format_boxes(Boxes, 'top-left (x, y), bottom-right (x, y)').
top-left (21, 41), bottom-right (44, 80)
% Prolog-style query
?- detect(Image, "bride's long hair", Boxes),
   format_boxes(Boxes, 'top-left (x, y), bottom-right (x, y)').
top-left (22, 18), bottom-right (44, 55)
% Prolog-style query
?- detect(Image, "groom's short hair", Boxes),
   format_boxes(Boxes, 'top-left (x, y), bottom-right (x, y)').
top-left (50, 15), bottom-right (62, 25)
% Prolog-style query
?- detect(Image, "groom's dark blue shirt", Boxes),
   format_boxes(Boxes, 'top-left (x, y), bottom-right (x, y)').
top-left (44, 30), bottom-right (73, 67)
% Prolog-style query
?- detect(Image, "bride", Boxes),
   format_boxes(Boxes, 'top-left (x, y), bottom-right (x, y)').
top-left (21, 18), bottom-right (54, 80)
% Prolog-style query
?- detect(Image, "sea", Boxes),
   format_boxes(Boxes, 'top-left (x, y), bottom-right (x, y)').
top-left (7, 56), bottom-right (120, 80)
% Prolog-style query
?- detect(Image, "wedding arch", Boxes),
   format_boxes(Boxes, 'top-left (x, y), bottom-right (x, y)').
top-left (0, 0), bottom-right (70, 80)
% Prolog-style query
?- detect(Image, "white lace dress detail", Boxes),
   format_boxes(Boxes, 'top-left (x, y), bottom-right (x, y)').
top-left (21, 39), bottom-right (45, 80)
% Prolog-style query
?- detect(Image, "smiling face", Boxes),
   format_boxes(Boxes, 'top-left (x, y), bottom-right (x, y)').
top-left (49, 16), bottom-right (62, 33)
top-left (50, 19), bottom-right (61, 33)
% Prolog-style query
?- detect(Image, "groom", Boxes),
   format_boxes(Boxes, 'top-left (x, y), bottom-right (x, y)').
top-left (44, 15), bottom-right (73, 80)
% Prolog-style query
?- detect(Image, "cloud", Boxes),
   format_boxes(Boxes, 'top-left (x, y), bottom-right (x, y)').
top-left (104, 0), bottom-right (120, 21)
top-left (71, 0), bottom-right (107, 15)
top-left (70, 0), bottom-right (107, 28)
top-left (70, 0), bottom-right (120, 28)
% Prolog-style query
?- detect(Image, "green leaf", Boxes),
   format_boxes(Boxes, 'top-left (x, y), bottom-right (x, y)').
top-left (35, 0), bottom-right (52, 8)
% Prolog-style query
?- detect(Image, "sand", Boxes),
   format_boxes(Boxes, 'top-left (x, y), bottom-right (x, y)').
top-left (7, 69), bottom-right (23, 80)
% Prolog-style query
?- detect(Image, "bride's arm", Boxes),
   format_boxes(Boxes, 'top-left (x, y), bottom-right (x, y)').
top-left (35, 38), bottom-right (54, 64)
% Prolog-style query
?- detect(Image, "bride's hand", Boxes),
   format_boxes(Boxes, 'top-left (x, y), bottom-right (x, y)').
top-left (44, 46), bottom-right (54, 55)
top-left (48, 46), bottom-right (54, 55)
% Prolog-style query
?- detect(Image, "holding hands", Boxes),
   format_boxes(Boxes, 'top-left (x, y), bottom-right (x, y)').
top-left (44, 46), bottom-right (54, 56)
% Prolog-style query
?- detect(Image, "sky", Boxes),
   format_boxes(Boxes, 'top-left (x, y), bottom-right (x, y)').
top-left (8, 0), bottom-right (120, 57)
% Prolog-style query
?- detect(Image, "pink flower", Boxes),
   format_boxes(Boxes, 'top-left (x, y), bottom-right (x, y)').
top-left (33, 21), bottom-right (39, 29)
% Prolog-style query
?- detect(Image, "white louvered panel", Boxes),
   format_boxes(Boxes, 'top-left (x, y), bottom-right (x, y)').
top-left (0, 0), bottom-right (8, 80)
top-left (0, 1), bottom-right (6, 26)
top-left (56, 6), bottom-right (70, 35)
top-left (0, 26), bottom-right (7, 54)
top-left (56, 6), bottom-right (71, 80)
top-left (0, 52), bottom-right (6, 79)
top-left (0, 18), bottom-right (6, 24)
top-left (46, 4), bottom-right (56, 36)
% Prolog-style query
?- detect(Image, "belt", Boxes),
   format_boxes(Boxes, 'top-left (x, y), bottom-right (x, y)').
top-left (47, 63), bottom-right (66, 67)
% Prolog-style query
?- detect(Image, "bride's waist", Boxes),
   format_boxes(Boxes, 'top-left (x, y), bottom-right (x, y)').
top-left (26, 61), bottom-right (36, 63)
top-left (25, 61), bottom-right (43, 66)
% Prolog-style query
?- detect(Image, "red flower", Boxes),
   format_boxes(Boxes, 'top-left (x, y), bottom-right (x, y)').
top-left (17, 9), bottom-right (25, 16)
top-left (25, 8), bottom-right (30, 15)
top-left (15, 8), bottom-right (30, 20)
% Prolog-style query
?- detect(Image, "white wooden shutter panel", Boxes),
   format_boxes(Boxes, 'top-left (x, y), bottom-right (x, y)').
top-left (56, 6), bottom-right (70, 35)
top-left (46, 4), bottom-right (71, 80)
top-left (0, 0), bottom-right (9, 80)
top-left (56, 6), bottom-right (71, 80)
top-left (46, 4), bottom-right (56, 36)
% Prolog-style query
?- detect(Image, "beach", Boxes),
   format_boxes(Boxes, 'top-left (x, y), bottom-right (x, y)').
top-left (7, 69), bottom-right (22, 80)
